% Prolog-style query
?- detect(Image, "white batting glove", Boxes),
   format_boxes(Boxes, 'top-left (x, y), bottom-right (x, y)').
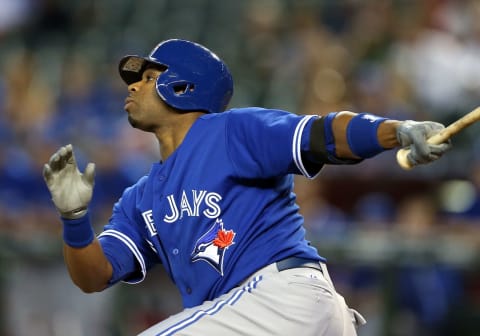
top-left (396, 121), bottom-right (452, 166)
top-left (43, 144), bottom-right (95, 219)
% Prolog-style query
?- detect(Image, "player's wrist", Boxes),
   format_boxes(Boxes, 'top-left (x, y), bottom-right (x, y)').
top-left (346, 113), bottom-right (389, 158)
top-left (59, 206), bottom-right (88, 220)
top-left (61, 213), bottom-right (95, 248)
top-left (378, 120), bottom-right (402, 149)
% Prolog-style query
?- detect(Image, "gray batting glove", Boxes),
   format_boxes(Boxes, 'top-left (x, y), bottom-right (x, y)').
top-left (396, 120), bottom-right (452, 166)
top-left (43, 144), bottom-right (95, 219)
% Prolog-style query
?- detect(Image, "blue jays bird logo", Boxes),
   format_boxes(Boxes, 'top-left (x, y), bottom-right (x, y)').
top-left (191, 218), bottom-right (235, 275)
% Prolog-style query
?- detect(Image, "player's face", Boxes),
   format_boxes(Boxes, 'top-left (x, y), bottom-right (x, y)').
top-left (124, 67), bottom-right (168, 131)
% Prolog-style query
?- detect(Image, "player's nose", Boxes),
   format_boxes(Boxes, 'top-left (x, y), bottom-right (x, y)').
top-left (128, 82), bottom-right (139, 92)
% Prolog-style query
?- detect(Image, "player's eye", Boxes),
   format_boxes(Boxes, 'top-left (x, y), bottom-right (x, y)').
top-left (145, 74), bottom-right (156, 82)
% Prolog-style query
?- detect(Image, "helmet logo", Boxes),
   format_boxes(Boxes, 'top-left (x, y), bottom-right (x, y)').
top-left (122, 57), bottom-right (144, 73)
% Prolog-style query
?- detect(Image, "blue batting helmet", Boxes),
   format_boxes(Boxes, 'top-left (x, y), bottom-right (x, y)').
top-left (118, 39), bottom-right (234, 114)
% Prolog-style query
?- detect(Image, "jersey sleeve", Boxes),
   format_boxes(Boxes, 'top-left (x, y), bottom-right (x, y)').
top-left (225, 108), bottom-right (322, 179)
top-left (98, 181), bottom-right (159, 285)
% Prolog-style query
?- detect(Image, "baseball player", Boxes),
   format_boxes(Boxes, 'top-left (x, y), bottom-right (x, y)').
top-left (43, 39), bottom-right (451, 336)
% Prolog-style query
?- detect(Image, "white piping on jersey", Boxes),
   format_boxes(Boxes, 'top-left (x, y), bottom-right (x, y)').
top-left (98, 229), bottom-right (147, 284)
top-left (155, 275), bottom-right (264, 336)
top-left (146, 239), bottom-right (158, 253)
top-left (292, 115), bottom-right (319, 179)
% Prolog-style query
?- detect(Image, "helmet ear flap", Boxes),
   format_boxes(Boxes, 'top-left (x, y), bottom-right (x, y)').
top-left (172, 83), bottom-right (195, 95)
top-left (156, 79), bottom-right (197, 103)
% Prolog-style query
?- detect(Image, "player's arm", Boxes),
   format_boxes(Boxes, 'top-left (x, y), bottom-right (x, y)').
top-left (43, 144), bottom-right (112, 292)
top-left (309, 111), bottom-right (451, 166)
top-left (329, 111), bottom-right (400, 157)
top-left (63, 238), bottom-right (113, 292)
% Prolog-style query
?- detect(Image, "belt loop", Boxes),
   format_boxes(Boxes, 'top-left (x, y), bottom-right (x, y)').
top-left (320, 262), bottom-right (335, 289)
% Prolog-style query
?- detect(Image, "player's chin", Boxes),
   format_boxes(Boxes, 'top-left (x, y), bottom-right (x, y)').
top-left (128, 116), bottom-right (154, 132)
top-left (128, 115), bottom-right (140, 128)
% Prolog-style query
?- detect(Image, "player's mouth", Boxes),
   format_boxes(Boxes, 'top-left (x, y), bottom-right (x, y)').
top-left (124, 97), bottom-right (134, 110)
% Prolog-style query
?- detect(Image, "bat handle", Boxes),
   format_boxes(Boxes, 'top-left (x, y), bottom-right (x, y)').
top-left (396, 148), bottom-right (413, 170)
top-left (396, 106), bottom-right (480, 170)
top-left (396, 129), bottom-right (451, 170)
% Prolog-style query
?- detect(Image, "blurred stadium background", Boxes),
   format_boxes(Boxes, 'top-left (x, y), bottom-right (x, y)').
top-left (1, 0), bottom-right (480, 335)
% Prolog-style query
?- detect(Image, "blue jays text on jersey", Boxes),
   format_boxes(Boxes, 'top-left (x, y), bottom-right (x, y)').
top-left (98, 107), bottom-right (327, 308)
top-left (163, 190), bottom-right (222, 223)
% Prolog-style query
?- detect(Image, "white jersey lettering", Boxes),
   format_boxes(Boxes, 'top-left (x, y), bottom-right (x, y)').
top-left (142, 210), bottom-right (157, 236)
top-left (203, 192), bottom-right (222, 218)
top-left (180, 190), bottom-right (194, 218)
top-left (192, 190), bottom-right (207, 216)
top-left (164, 195), bottom-right (180, 223)
top-left (163, 190), bottom-right (222, 223)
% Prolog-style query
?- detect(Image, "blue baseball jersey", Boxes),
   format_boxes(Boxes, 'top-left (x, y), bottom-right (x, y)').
top-left (98, 107), bottom-right (326, 308)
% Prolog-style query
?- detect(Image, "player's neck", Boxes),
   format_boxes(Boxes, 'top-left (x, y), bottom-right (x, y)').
top-left (155, 111), bottom-right (205, 161)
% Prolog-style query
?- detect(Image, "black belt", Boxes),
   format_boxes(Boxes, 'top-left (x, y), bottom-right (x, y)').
top-left (276, 257), bottom-right (322, 272)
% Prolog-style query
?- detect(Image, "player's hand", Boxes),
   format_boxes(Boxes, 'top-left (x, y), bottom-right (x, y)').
top-left (43, 144), bottom-right (95, 219)
top-left (396, 121), bottom-right (452, 166)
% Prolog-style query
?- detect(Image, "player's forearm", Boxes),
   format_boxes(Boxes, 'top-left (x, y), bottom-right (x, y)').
top-left (60, 214), bottom-right (113, 292)
top-left (331, 111), bottom-right (401, 158)
top-left (63, 238), bottom-right (113, 293)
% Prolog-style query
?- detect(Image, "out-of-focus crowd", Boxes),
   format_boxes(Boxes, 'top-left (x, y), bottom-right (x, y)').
top-left (1, 0), bottom-right (480, 335)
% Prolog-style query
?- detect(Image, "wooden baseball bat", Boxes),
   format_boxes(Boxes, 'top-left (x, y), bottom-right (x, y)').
top-left (396, 106), bottom-right (480, 170)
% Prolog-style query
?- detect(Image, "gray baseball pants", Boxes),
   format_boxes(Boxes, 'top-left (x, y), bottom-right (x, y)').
top-left (138, 262), bottom-right (365, 336)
